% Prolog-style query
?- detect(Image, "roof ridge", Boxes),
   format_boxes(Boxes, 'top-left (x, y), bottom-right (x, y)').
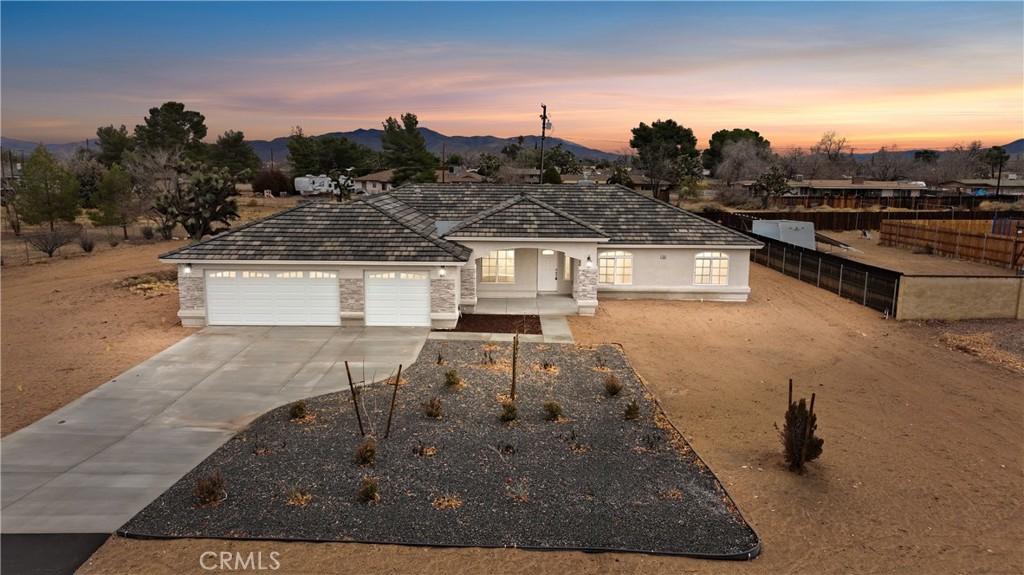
top-left (517, 194), bottom-right (609, 237)
top-left (158, 200), bottom-right (320, 259)
top-left (606, 183), bottom-right (761, 247)
top-left (442, 194), bottom-right (526, 235)
top-left (358, 194), bottom-right (470, 261)
top-left (443, 193), bottom-right (608, 238)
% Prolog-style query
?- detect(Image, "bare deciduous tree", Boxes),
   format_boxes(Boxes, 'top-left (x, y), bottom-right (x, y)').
top-left (125, 147), bottom-right (183, 239)
top-left (715, 139), bottom-right (772, 185)
top-left (863, 146), bottom-right (913, 181)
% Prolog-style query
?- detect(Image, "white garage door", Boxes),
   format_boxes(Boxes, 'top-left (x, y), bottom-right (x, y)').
top-left (206, 270), bottom-right (340, 326)
top-left (364, 271), bottom-right (431, 327)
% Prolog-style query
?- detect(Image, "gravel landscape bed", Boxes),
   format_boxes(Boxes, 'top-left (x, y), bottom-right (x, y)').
top-left (442, 313), bottom-right (542, 334)
top-left (120, 341), bottom-right (759, 559)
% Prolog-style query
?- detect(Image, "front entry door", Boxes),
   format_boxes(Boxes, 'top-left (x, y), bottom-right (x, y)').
top-left (537, 250), bottom-right (558, 292)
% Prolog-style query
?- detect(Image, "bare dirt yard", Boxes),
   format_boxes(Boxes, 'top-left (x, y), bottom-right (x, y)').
top-left (1, 241), bottom-right (189, 436)
top-left (819, 230), bottom-right (1011, 275)
top-left (78, 266), bottom-right (1023, 575)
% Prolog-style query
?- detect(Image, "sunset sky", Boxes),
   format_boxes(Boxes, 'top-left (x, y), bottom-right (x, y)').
top-left (2, 2), bottom-right (1022, 153)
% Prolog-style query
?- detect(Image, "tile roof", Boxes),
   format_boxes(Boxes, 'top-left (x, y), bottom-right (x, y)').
top-left (393, 184), bottom-right (761, 246)
top-left (161, 184), bottom-right (759, 262)
top-left (444, 194), bottom-right (609, 239)
top-left (160, 199), bottom-right (471, 262)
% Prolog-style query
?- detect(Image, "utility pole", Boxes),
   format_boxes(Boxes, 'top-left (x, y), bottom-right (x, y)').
top-left (441, 142), bottom-right (446, 183)
top-left (539, 103), bottom-right (550, 182)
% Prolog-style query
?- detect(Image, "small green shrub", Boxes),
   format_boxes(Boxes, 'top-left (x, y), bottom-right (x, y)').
top-left (444, 369), bottom-right (461, 387)
top-left (355, 436), bottom-right (377, 466)
top-left (289, 400), bottom-right (307, 420)
top-left (499, 401), bottom-right (518, 422)
top-left (543, 401), bottom-right (563, 421)
top-left (78, 234), bottom-right (95, 253)
top-left (356, 476), bottom-right (380, 504)
top-left (140, 226), bottom-right (155, 240)
top-left (604, 374), bottom-right (623, 396)
top-left (624, 400), bottom-right (641, 420)
top-left (193, 470), bottom-right (225, 507)
top-left (423, 396), bottom-right (442, 419)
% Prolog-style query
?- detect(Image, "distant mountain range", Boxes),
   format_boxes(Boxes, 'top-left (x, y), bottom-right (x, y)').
top-left (0, 128), bottom-right (623, 163)
top-left (244, 128), bottom-right (622, 163)
top-left (2, 133), bottom-right (1020, 164)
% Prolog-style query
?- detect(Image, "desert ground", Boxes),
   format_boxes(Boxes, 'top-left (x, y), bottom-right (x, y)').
top-left (0, 195), bottom-right (301, 435)
top-left (1, 241), bottom-right (187, 435)
top-left (74, 265), bottom-right (1023, 575)
top-left (819, 230), bottom-right (1014, 275)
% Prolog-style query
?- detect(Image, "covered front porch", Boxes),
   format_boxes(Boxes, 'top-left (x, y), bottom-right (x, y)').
top-left (473, 293), bottom-right (579, 316)
top-left (457, 243), bottom-right (601, 317)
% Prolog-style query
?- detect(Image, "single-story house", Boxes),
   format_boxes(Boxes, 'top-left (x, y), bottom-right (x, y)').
top-left (938, 178), bottom-right (1024, 197)
top-left (738, 178), bottom-right (928, 198)
top-left (160, 184), bottom-right (762, 328)
top-left (353, 168), bottom-right (484, 194)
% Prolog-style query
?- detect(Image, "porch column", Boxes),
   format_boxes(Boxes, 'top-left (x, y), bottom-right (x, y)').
top-left (460, 261), bottom-right (477, 313)
top-left (573, 258), bottom-right (598, 316)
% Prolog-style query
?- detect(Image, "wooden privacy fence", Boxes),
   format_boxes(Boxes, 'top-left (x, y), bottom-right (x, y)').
top-left (710, 209), bottom-right (1024, 232)
top-left (750, 234), bottom-right (902, 316)
top-left (764, 195), bottom-right (1013, 211)
top-left (880, 220), bottom-right (1024, 270)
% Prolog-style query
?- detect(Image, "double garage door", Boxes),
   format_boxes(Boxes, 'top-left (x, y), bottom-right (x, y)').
top-left (205, 269), bottom-right (431, 327)
top-left (206, 270), bottom-right (341, 326)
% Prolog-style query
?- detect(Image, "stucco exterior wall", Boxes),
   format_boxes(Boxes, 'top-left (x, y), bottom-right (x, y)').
top-left (596, 248), bottom-right (753, 302)
top-left (896, 276), bottom-right (1023, 320)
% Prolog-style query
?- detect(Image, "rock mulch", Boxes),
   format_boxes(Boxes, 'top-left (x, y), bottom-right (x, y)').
top-left (119, 341), bottom-right (759, 559)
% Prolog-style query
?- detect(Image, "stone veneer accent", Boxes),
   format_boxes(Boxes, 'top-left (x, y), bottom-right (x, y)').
top-left (460, 264), bottom-right (477, 304)
top-left (573, 263), bottom-right (598, 316)
top-left (178, 273), bottom-right (205, 311)
top-left (339, 278), bottom-right (364, 312)
top-left (431, 277), bottom-right (458, 314)
top-left (573, 264), bottom-right (598, 302)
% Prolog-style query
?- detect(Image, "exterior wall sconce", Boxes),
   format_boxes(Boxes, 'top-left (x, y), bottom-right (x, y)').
top-left (438, 268), bottom-right (446, 277)
top-left (183, 264), bottom-right (192, 275)
top-left (585, 255), bottom-right (595, 268)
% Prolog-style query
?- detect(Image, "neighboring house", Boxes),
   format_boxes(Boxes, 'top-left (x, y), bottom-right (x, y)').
top-left (353, 167), bottom-right (484, 194)
top-left (161, 184), bottom-right (762, 328)
top-left (739, 178), bottom-right (928, 197)
top-left (939, 178), bottom-right (1024, 197)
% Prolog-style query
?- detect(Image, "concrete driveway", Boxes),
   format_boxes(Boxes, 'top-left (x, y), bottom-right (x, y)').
top-left (0, 326), bottom-right (428, 534)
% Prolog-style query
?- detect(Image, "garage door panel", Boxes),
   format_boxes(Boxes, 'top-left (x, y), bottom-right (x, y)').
top-left (365, 272), bottom-right (430, 327)
top-left (205, 270), bottom-right (340, 326)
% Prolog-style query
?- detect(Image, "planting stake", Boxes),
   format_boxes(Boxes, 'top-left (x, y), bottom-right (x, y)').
top-left (345, 361), bottom-right (365, 436)
top-left (510, 334), bottom-right (519, 401)
top-left (384, 363), bottom-right (402, 439)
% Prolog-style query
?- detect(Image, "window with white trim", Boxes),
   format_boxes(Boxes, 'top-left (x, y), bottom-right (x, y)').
top-left (367, 271), bottom-right (396, 280)
top-left (242, 271), bottom-right (270, 279)
top-left (598, 251), bottom-right (633, 285)
top-left (694, 252), bottom-right (729, 285)
top-left (209, 271), bottom-right (236, 278)
top-left (563, 254), bottom-right (572, 281)
top-left (275, 271), bottom-right (303, 279)
top-left (310, 271), bottom-right (337, 279)
top-left (481, 249), bottom-right (515, 283)
top-left (399, 272), bottom-right (428, 280)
